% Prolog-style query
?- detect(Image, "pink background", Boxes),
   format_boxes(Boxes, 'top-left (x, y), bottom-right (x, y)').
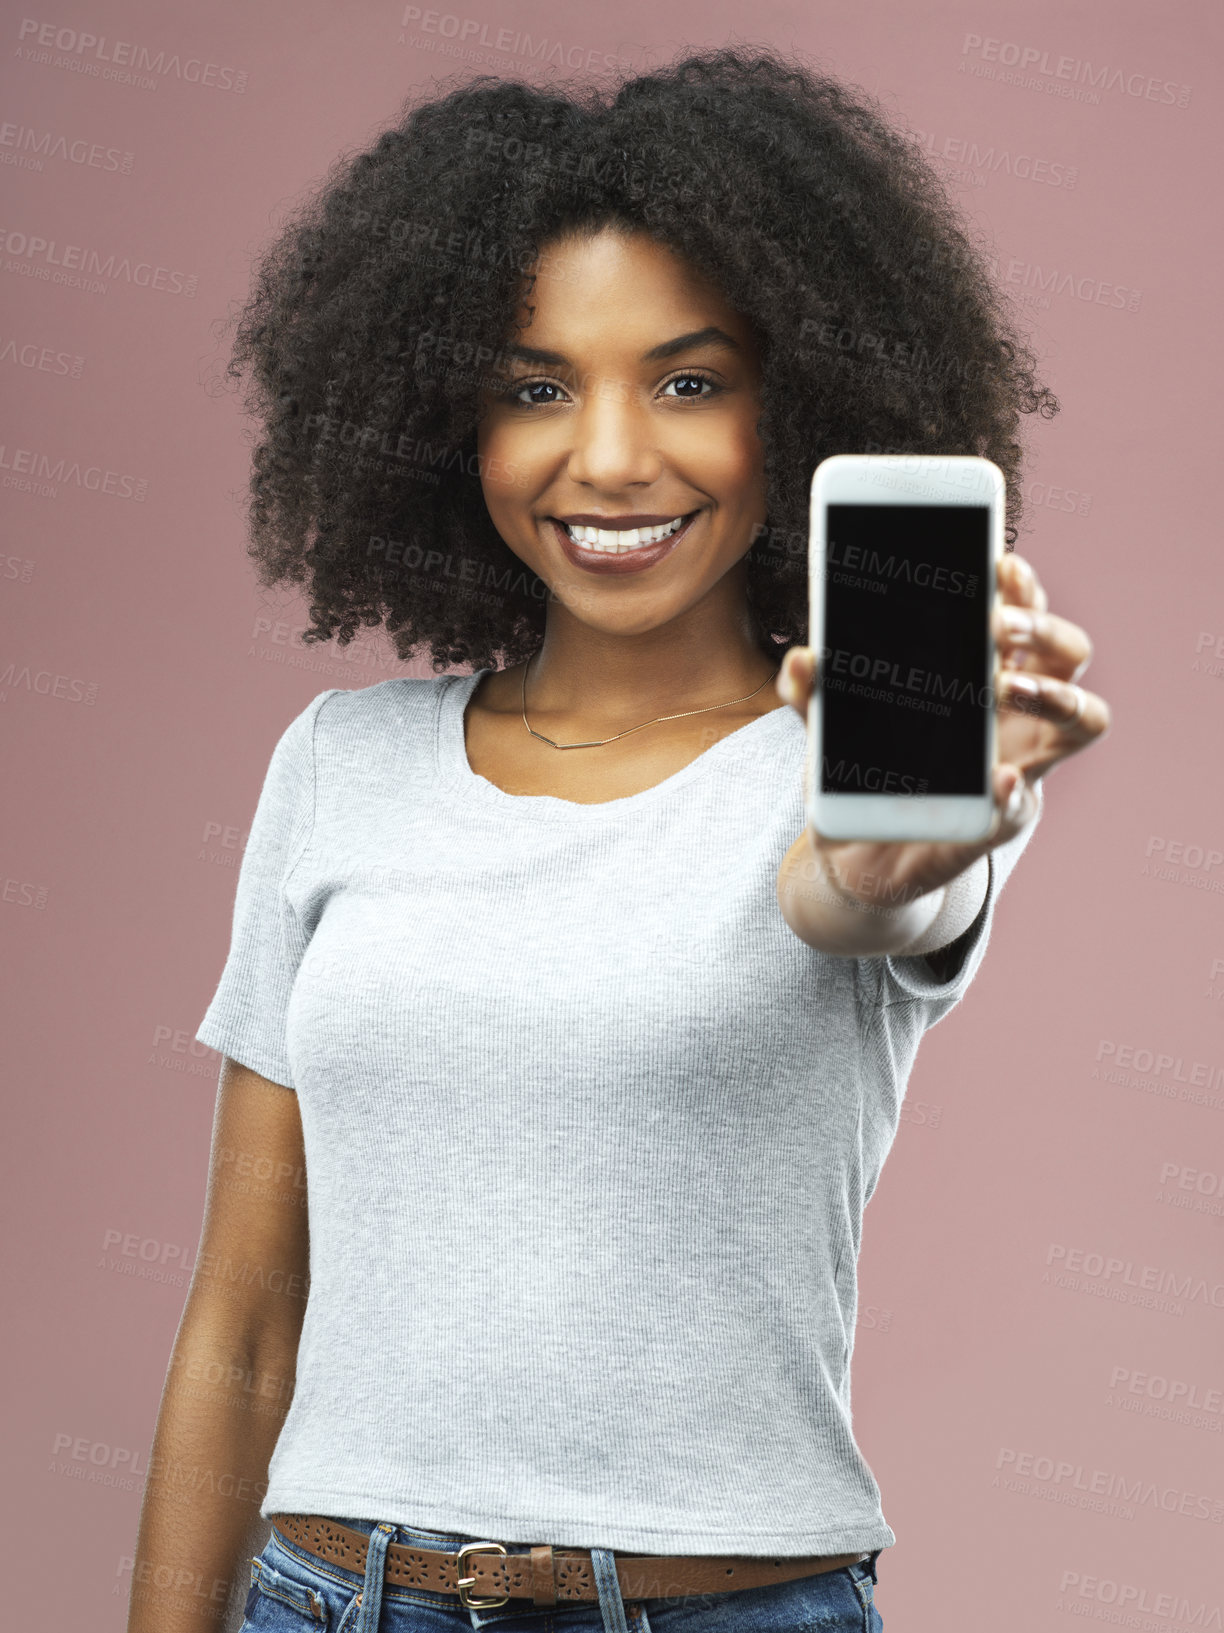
top-left (2, 2), bottom-right (1220, 1628)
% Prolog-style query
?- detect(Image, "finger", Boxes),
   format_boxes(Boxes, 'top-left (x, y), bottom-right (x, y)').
top-left (991, 761), bottom-right (1037, 841)
top-left (998, 550), bottom-right (1049, 614)
top-left (1001, 669), bottom-right (1112, 750)
top-left (994, 604), bottom-right (1094, 682)
top-left (776, 647), bottom-right (817, 717)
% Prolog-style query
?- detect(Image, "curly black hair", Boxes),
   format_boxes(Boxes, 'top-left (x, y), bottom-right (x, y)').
top-left (221, 44), bottom-right (1057, 673)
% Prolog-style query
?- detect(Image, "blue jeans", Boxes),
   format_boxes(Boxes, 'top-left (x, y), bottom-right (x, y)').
top-left (238, 1515), bottom-right (883, 1633)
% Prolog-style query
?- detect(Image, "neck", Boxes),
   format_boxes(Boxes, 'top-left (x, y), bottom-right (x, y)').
top-left (522, 578), bottom-right (780, 732)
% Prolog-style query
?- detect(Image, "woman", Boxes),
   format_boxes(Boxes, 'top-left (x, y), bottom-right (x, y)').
top-left (129, 46), bottom-right (1107, 1633)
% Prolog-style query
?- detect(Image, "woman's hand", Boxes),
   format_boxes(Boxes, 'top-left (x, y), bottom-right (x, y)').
top-left (776, 549), bottom-right (1111, 934)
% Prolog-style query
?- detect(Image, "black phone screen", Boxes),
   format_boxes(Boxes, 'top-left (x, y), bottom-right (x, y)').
top-left (819, 504), bottom-right (991, 797)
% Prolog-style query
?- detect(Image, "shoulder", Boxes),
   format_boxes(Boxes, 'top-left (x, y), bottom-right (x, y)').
top-left (297, 673), bottom-right (474, 791)
top-left (308, 672), bottom-right (465, 739)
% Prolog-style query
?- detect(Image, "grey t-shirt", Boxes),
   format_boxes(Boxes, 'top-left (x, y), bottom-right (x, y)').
top-left (195, 669), bottom-right (1041, 1556)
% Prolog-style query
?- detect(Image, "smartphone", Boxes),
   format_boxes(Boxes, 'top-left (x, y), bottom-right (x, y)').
top-left (805, 453), bottom-right (1005, 843)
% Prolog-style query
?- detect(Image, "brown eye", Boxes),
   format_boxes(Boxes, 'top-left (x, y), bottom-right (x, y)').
top-left (660, 372), bottom-right (721, 399)
top-left (503, 379), bottom-right (568, 407)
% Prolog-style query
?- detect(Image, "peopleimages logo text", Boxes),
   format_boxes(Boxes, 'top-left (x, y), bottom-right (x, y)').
top-left (961, 34), bottom-right (1190, 107)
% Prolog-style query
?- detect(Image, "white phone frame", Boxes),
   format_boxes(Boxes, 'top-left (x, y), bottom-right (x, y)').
top-left (805, 453), bottom-right (1005, 843)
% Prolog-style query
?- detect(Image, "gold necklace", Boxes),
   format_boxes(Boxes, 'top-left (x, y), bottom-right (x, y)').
top-left (520, 649), bottom-right (782, 750)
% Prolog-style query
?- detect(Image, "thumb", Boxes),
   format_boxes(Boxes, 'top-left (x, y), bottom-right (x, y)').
top-left (776, 647), bottom-right (818, 718)
top-left (992, 762), bottom-right (1034, 834)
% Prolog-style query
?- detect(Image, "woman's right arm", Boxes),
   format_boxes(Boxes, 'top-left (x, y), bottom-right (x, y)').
top-left (126, 1058), bottom-right (311, 1633)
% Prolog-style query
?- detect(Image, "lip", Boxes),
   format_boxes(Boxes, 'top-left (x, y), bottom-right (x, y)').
top-left (550, 511), bottom-right (702, 576)
top-left (555, 512), bottom-right (692, 527)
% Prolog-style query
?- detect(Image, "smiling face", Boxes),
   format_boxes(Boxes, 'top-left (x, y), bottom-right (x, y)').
top-left (475, 225), bottom-right (769, 641)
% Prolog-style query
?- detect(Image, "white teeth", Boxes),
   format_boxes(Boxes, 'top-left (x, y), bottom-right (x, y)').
top-left (562, 515), bottom-right (688, 553)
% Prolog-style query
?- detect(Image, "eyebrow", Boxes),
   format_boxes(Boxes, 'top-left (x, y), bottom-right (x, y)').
top-left (503, 326), bottom-right (743, 368)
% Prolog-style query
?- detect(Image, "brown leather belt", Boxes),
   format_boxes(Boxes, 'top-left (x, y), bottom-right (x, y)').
top-left (270, 1514), bottom-right (868, 1610)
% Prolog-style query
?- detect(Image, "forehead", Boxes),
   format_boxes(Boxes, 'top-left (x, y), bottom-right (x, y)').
top-left (510, 227), bottom-right (753, 354)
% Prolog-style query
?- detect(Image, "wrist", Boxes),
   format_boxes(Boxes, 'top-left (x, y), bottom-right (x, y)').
top-left (777, 832), bottom-right (946, 956)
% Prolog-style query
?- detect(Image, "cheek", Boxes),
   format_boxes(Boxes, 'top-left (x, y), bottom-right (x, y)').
top-left (674, 408), bottom-right (764, 493)
top-left (480, 467), bottom-right (522, 518)
top-left (474, 415), bottom-right (497, 471)
top-left (706, 432), bottom-right (767, 511)
top-left (476, 423), bottom-right (524, 515)
top-left (478, 417), bottom-right (545, 510)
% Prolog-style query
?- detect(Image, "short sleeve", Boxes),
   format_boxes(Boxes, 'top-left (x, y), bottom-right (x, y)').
top-left (863, 779), bottom-right (1045, 1029)
top-left (194, 690), bottom-right (339, 1089)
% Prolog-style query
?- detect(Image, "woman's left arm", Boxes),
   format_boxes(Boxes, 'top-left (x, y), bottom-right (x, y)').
top-left (776, 549), bottom-right (1111, 958)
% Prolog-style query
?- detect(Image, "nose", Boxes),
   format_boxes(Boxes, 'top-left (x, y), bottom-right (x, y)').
top-left (564, 378), bottom-right (665, 491)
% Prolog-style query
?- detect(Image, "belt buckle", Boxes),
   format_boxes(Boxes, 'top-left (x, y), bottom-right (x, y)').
top-left (456, 1541), bottom-right (509, 1609)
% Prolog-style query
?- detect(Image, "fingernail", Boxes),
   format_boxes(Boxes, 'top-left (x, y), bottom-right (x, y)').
top-left (1005, 775), bottom-right (1026, 822)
